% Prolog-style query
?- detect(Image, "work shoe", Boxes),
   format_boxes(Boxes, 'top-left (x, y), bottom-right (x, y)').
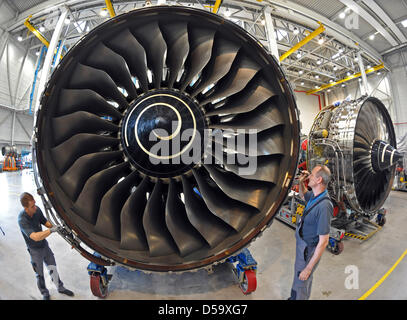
top-left (58, 288), bottom-right (74, 297)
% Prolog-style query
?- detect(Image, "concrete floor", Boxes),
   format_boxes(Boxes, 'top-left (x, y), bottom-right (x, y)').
top-left (1, 169), bottom-right (406, 300)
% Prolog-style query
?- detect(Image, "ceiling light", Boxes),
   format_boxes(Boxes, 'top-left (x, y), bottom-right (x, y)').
top-left (100, 9), bottom-right (108, 17)
top-left (327, 89), bottom-right (331, 92)
top-left (299, 70), bottom-right (304, 75)
top-left (293, 27), bottom-right (299, 35)
top-left (17, 35), bottom-right (23, 41)
top-left (369, 34), bottom-right (375, 40)
top-left (358, 78), bottom-right (362, 82)
top-left (339, 12), bottom-right (346, 19)
top-left (354, 57), bottom-right (358, 62)
top-left (35, 50), bottom-right (40, 56)
top-left (224, 8), bottom-right (231, 17)
top-left (401, 19), bottom-right (407, 28)
top-left (342, 84), bottom-right (346, 87)
top-left (329, 79), bottom-right (334, 83)
top-left (347, 71), bottom-right (351, 76)
top-left (261, 19), bottom-right (266, 26)
top-left (366, 65), bottom-right (372, 69)
top-left (64, 18), bottom-right (71, 25)
top-left (39, 26), bottom-right (45, 32)
top-left (377, 71), bottom-right (381, 75)
top-left (317, 59), bottom-right (322, 65)
top-left (300, 82), bottom-right (305, 86)
top-left (318, 37), bottom-right (324, 45)
top-left (338, 47), bottom-right (344, 53)
top-left (315, 75), bottom-right (320, 79)
top-left (333, 66), bottom-right (338, 71)
top-left (296, 52), bottom-right (302, 59)
top-left (315, 85), bottom-right (320, 89)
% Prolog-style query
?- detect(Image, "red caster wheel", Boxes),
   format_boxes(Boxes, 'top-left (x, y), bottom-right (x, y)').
top-left (90, 273), bottom-right (109, 298)
top-left (239, 269), bottom-right (257, 295)
top-left (331, 241), bottom-right (344, 255)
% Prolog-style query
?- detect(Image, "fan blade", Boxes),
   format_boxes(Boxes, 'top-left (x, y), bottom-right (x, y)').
top-left (353, 147), bottom-right (370, 158)
top-left (199, 55), bottom-right (261, 105)
top-left (179, 27), bottom-right (216, 91)
top-left (58, 150), bottom-right (122, 201)
top-left (181, 176), bottom-right (233, 248)
top-left (94, 170), bottom-right (140, 240)
top-left (143, 180), bottom-right (177, 256)
top-left (203, 164), bottom-right (270, 210)
top-left (85, 42), bottom-right (137, 100)
top-left (68, 63), bottom-right (129, 109)
top-left (214, 153), bottom-right (281, 184)
top-left (215, 128), bottom-right (285, 157)
top-left (165, 180), bottom-right (207, 257)
top-left (52, 111), bottom-right (118, 146)
top-left (205, 77), bottom-right (276, 116)
top-left (192, 169), bottom-right (254, 232)
top-left (210, 101), bottom-right (284, 132)
top-left (190, 38), bottom-right (240, 97)
top-left (107, 28), bottom-right (149, 92)
top-left (160, 22), bottom-right (189, 88)
top-left (120, 176), bottom-right (150, 251)
top-left (57, 89), bottom-right (122, 119)
top-left (131, 22), bottom-right (167, 89)
top-left (51, 133), bottom-right (119, 174)
top-left (72, 162), bottom-right (129, 224)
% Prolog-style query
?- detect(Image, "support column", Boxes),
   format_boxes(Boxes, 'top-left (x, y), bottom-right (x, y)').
top-left (263, 7), bottom-right (280, 63)
top-left (357, 51), bottom-right (369, 95)
top-left (34, 8), bottom-right (68, 117)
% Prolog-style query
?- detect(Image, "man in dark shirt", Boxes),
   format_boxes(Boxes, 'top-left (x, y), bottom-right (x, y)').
top-left (289, 165), bottom-right (333, 300)
top-left (18, 192), bottom-right (74, 300)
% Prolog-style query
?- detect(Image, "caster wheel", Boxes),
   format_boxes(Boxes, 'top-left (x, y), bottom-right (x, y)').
top-left (331, 241), bottom-right (344, 255)
top-left (377, 217), bottom-right (386, 226)
top-left (90, 273), bottom-right (108, 298)
top-left (239, 269), bottom-right (257, 295)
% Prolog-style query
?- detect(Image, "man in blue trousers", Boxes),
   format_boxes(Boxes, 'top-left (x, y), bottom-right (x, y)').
top-left (18, 192), bottom-right (74, 300)
top-left (289, 165), bottom-right (333, 300)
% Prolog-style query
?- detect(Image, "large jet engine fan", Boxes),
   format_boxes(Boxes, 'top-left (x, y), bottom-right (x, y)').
top-left (33, 6), bottom-right (300, 272)
top-left (307, 96), bottom-right (402, 215)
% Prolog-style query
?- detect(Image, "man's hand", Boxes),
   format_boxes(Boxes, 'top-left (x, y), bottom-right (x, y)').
top-left (299, 267), bottom-right (312, 281)
top-left (50, 226), bottom-right (62, 233)
top-left (299, 170), bottom-right (310, 183)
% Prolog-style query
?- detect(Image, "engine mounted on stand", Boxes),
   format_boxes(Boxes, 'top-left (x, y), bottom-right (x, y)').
top-left (277, 96), bottom-right (403, 254)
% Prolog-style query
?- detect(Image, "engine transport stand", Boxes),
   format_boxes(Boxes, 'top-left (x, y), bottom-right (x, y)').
top-left (227, 248), bottom-right (258, 295)
top-left (87, 252), bottom-right (113, 298)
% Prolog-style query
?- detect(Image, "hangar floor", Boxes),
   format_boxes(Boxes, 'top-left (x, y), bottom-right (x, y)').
top-left (1, 169), bottom-right (406, 300)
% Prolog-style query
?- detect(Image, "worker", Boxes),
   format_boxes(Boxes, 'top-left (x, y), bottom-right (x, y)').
top-left (288, 165), bottom-right (333, 300)
top-left (18, 192), bottom-right (74, 300)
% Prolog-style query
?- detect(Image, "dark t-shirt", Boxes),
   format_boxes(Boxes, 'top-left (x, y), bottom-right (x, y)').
top-left (301, 191), bottom-right (333, 247)
top-left (18, 207), bottom-right (48, 249)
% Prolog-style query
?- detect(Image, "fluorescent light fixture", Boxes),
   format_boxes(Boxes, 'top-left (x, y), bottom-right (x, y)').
top-left (401, 19), bottom-right (407, 28)
top-left (17, 35), bottom-right (23, 41)
top-left (39, 26), bottom-right (45, 32)
top-left (318, 37), bottom-right (324, 45)
top-left (369, 34), bottom-right (375, 40)
top-left (339, 12), bottom-right (346, 19)
top-left (293, 27), bottom-right (299, 35)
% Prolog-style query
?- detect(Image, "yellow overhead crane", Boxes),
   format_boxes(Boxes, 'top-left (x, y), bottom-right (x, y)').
top-left (306, 63), bottom-right (385, 95)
